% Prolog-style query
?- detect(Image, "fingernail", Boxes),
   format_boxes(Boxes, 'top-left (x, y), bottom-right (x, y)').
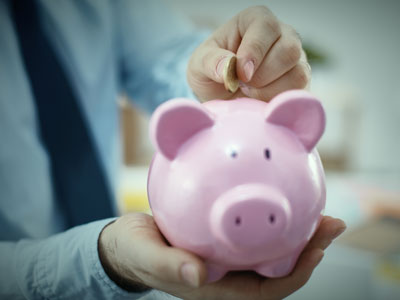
top-left (180, 263), bottom-right (200, 288)
top-left (332, 225), bottom-right (347, 240)
top-left (216, 56), bottom-right (228, 80)
top-left (243, 60), bottom-right (254, 82)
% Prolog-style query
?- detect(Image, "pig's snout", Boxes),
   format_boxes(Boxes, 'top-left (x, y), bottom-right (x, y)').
top-left (210, 184), bottom-right (291, 250)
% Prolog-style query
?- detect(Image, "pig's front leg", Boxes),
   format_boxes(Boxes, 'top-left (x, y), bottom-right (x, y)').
top-left (205, 262), bottom-right (228, 283)
top-left (255, 254), bottom-right (299, 278)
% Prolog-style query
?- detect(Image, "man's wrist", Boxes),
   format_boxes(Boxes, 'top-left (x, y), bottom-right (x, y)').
top-left (97, 221), bottom-right (151, 293)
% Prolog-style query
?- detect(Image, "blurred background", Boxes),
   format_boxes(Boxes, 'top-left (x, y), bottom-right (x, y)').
top-left (118, 1), bottom-right (400, 299)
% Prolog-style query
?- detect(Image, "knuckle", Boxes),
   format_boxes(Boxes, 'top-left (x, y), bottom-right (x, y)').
top-left (291, 64), bottom-right (309, 88)
top-left (279, 40), bottom-right (302, 67)
top-left (244, 6), bottom-right (281, 38)
top-left (253, 14), bottom-right (282, 40)
top-left (285, 24), bottom-right (302, 41)
top-left (249, 38), bottom-right (266, 63)
top-left (292, 276), bottom-right (309, 291)
top-left (297, 271), bottom-right (312, 288)
top-left (259, 15), bottom-right (281, 39)
top-left (284, 272), bottom-right (310, 293)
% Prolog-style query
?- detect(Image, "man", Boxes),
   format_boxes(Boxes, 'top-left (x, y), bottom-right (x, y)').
top-left (0, 0), bottom-right (345, 299)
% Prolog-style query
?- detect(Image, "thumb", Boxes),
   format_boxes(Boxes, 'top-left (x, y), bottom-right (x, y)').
top-left (153, 246), bottom-right (208, 288)
top-left (191, 44), bottom-right (236, 83)
top-left (130, 221), bottom-right (208, 288)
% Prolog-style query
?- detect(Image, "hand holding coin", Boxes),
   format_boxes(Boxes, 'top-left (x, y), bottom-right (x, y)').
top-left (187, 6), bottom-right (310, 102)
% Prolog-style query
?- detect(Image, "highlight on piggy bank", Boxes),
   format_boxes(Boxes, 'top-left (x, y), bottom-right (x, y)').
top-left (147, 90), bottom-right (326, 282)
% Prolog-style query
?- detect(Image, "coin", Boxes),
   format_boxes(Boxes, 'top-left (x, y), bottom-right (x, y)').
top-left (223, 56), bottom-right (239, 93)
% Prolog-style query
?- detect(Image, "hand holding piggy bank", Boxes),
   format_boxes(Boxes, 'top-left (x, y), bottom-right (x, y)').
top-left (147, 90), bottom-right (326, 282)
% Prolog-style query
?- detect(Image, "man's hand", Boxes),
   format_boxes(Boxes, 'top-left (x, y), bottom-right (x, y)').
top-left (187, 6), bottom-right (310, 102)
top-left (99, 213), bottom-right (346, 300)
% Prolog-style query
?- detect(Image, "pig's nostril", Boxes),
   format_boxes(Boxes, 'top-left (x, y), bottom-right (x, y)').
top-left (235, 216), bottom-right (241, 226)
top-left (269, 214), bottom-right (276, 224)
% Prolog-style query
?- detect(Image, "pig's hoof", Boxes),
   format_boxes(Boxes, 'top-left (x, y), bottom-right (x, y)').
top-left (206, 263), bottom-right (227, 283)
top-left (255, 257), bottom-right (295, 278)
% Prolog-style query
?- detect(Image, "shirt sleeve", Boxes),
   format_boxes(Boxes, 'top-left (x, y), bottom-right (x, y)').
top-left (0, 218), bottom-right (149, 300)
top-left (113, 0), bottom-right (209, 113)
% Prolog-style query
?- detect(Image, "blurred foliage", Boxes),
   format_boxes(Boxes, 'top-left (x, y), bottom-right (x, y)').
top-left (303, 43), bottom-right (329, 67)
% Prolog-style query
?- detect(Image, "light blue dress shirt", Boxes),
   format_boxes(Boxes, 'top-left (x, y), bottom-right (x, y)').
top-left (0, 0), bottom-right (206, 298)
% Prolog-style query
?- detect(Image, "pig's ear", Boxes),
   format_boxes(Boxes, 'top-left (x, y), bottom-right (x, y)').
top-left (265, 90), bottom-right (326, 152)
top-left (150, 98), bottom-right (214, 160)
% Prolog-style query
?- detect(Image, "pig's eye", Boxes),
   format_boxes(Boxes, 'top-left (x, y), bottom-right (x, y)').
top-left (226, 146), bottom-right (238, 158)
top-left (264, 148), bottom-right (271, 160)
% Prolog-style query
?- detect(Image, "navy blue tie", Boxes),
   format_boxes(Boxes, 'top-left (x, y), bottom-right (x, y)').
top-left (11, 0), bottom-right (114, 227)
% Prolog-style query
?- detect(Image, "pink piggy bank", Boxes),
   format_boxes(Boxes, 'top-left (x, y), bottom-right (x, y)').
top-left (147, 89), bottom-right (326, 282)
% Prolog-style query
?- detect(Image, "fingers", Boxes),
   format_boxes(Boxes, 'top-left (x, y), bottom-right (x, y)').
top-left (265, 248), bottom-right (324, 299)
top-left (305, 216), bottom-right (347, 251)
top-left (188, 5), bottom-right (310, 101)
top-left (112, 213), bottom-right (346, 300)
top-left (238, 22), bottom-right (309, 102)
top-left (240, 60), bottom-right (311, 101)
top-left (259, 216), bottom-right (346, 299)
top-left (233, 8), bottom-right (310, 101)
top-left (116, 213), bottom-right (208, 291)
top-left (235, 6), bottom-right (281, 82)
top-left (249, 24), bottom-right (302, 88)
top-left (137, 238), bottom-right (207, 288)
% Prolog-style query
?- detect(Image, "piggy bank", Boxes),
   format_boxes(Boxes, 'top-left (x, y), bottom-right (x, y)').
top-left (147, 89), bottom-right (326, 282)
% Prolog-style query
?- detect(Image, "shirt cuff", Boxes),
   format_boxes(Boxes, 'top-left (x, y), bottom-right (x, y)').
top-left (22, 218), bottom-right (153, 299)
